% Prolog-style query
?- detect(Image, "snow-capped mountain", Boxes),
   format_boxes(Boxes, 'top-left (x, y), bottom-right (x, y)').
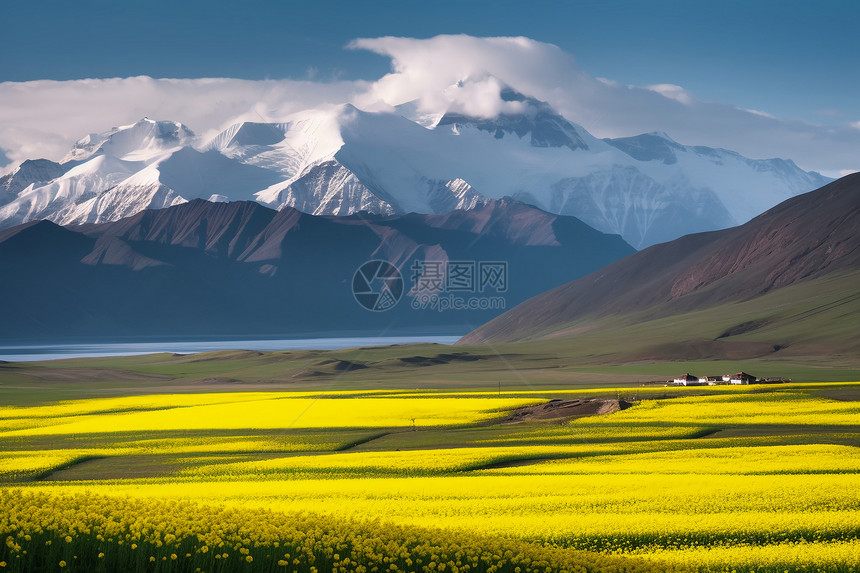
top-left (0, 159), bottom-right (68, 203)
top-left (243, 94), bottom-right (828, 246)
top-left (0, 94), bottom-right (831, 248)
top-left (0, 118), bottom-right (282, 228)
top-left (62, 117), bottom-right (195, 163)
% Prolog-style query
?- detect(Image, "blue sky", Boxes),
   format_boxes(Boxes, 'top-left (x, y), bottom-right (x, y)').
top-left (1, 0), bottom-right (857, 123)
top-left (0, 0), bottom-right (858, 175)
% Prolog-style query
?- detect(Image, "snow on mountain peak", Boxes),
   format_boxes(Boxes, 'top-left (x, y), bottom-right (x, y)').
top-left (0, 104), bottom-right (833, 249)
top-left (435, 88), bottom-right (590, 151)
top-left (0, 159), bottom-right (68, 203)
top-left (647, 131), bottom-right (678, 143)
top-left (206, 107), bottom-right (347, 181)
top-left (63, 118), bottom-right (195, 163)
top-left (206, 122), bottom-right (287, 151)
top-left (393, 100), bottom-right (446, 128)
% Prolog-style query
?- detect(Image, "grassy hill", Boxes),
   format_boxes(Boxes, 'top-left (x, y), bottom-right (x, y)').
top-left (460, 174), bottom-right (860, 362)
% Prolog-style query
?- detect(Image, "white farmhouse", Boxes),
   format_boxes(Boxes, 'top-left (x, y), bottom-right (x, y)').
top-left (673, 374), bottom-right (705, 386)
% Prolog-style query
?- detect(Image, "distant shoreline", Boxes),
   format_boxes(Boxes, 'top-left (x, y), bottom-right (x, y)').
top-left (0, 335), bottom-right (463, 362)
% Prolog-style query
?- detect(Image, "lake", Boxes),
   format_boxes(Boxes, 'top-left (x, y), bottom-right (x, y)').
top-left (0, 336), bottom-right (462, 362)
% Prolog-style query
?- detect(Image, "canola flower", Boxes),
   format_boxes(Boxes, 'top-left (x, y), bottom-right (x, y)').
top-left (105, 474), bottom-right (860, 535)
top-left (578, 390), bottom-right (860, 428)
top-left (1, 385), bottom-right (858, 571)
top-left (639, 539), bottom-right (860, 571)
top-left (21, 468), bottom-right (860, 569)
top-left (0, 393), bottom-right (276, 420)
top-left (485, 443), bottom-right (860, 475)
top-left (179, 444), bottom-right (610, 479)
top-left (0, 452), bottom-right (86, 482)
top-left (3, 396), bottom-right (544, 437)
top-left (1, 433), bottom-right (376, 457)
top-left (179, 440), bottom-right (860, 480)
top-left (0, 489), bottom-right (678, 573)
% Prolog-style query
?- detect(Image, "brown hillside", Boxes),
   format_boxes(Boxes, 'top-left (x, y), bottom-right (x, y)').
top-left (460, 173), bottom-right (860, 344)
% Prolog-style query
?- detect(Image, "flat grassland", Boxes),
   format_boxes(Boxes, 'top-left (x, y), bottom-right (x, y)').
top-left (0, 349), bottom-right (858, 572)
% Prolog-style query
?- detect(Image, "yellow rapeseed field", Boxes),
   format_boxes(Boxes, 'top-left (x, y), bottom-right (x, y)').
top-left (2, 395), bottom-right (543, 436)
top-left (0, 385), bottom-right (858, 572)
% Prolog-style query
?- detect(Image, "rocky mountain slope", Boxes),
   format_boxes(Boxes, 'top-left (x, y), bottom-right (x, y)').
top-left (0, 198), bottom-right (633, 340)
top-left (459, 174), bottom-right (860, 358)
top-left (0, 91), bottom-right (830, 248)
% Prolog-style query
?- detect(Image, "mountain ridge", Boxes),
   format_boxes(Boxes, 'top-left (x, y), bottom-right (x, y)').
top-left (0, 198), bottom-right (634, 341)
top-left (0, 90), bottom-right (830, 248)
top-left (458, 173), bottom-right (860, 356)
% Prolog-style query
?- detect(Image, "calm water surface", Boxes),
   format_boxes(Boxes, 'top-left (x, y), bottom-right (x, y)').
top-left (0, 336), bottom-right (462, 362)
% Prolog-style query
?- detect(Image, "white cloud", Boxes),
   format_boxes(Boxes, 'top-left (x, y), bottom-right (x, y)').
top-left (348, 35), bottom-right (574, 119)
top-left (1, 35), bottom-right (858, 176)
top-left (742, 108), bottom-right (778, 120)
top-left (349, 35), bottom-right (859, 175)
top-left (645, 84), bottom-right (695, 106)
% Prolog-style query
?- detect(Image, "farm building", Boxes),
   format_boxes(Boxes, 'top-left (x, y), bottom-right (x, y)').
top-left (669, 371), bottom-right (770, 386)
top-left (723, 372), bottom-right (757, 385)
top-left (673, 373), bottom-right (706, 386)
